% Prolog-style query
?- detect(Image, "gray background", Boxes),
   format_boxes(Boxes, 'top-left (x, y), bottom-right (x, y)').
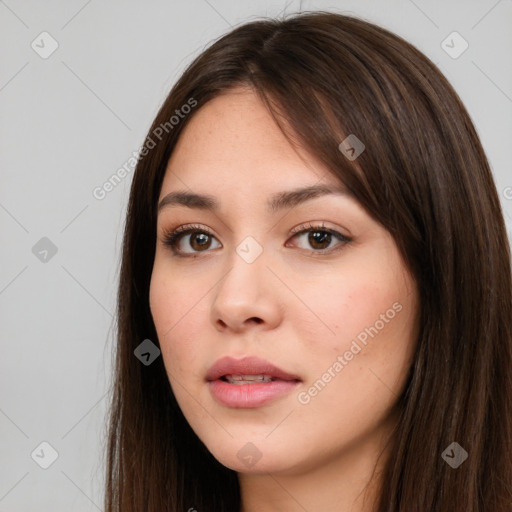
top-left (1, 0), bottom-right (511, 510)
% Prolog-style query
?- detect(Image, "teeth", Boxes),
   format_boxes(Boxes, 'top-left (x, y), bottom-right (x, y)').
top-left (225, 374), bottom-right (274, 384)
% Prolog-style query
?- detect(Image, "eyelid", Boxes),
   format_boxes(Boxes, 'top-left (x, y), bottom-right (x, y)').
top-left (288, 220), bottom-right (349, 238)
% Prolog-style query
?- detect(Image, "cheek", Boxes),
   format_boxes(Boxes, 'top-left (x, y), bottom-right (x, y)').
top-left (291, 264), bottom-right (410, 353)
top-left (291, 251), bottom-right (417, 402)
top-left (292, 273), bottom-right (416, 437)
top-left (149, 263), bottom-right (208, 374)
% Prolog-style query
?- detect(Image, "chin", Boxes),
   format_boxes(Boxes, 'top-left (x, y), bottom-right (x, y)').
top-left (205, 439), bottom-right (297, 475)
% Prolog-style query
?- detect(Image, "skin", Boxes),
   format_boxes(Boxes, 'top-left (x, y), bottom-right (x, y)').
top-left (149, 87), bottom-right (419, 512)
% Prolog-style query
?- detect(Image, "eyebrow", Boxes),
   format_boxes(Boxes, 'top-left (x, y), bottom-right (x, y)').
top-left (157, 184), bottom-right (352, 214)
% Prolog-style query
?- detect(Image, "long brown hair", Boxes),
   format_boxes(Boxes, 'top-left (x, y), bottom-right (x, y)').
top-left (103, 11), bottom-right (512, 511)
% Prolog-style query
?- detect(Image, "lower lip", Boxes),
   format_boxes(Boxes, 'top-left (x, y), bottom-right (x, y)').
top-left (208, 379), bottom-right (300, 408)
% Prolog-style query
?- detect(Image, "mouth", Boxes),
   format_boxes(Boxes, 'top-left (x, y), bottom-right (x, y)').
top-left (206, 355), bottom-right (302, 383)
top-left (220, 374), bottom-right (281, 384)
top-left (206, 356), bottom-right (301, 408)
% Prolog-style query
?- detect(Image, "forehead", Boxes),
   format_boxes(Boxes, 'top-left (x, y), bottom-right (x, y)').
top-left (161, 88), bottom-right (340, 194)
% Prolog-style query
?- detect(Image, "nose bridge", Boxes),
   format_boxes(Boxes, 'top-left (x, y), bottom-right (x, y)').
top-left (217, 235), bottom-right (267, 303)
top-left (211, 235), bottom-right (281, 330)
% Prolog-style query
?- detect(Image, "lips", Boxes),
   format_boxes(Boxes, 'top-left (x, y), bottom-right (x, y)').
top-left (206, 356), bottom-right (302, 408)
top-left (206, 356), bottom-right (301, 382)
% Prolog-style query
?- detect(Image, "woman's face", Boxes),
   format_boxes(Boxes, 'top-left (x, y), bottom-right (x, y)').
top-left (149, 87), bottom-right (419, 476)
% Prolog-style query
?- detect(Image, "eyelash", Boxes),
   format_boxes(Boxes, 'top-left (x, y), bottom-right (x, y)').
top-left (161, 222), bottom-right (351, 258)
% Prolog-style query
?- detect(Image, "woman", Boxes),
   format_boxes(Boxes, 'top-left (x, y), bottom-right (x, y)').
top-left (104, 11), bottom-right (512, 511)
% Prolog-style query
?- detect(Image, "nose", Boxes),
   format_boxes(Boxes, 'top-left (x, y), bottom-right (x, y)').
top-left (210, 247), bottom-right (282, 333)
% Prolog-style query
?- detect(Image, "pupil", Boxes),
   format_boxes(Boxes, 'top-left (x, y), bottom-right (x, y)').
top-left (309, 231), bottom-right (330, 249)
top-left (191, 233), bottom-right (210, 250)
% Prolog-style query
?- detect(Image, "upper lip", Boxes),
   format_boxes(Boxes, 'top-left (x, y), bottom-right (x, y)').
top-left (206, 356), bottom-right (301, 382)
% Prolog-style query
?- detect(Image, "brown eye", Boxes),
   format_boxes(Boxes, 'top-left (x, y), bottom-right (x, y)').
top-left (162, 222), bottom-right (351, 258)
top-left (307, 230), bottom-right (332, 250)
top-left (163, 226), bottom-right (221, 256)
top-left (188, 232), bottom-right (213, 251)
top-left (290, 225), bottom-right (350, 254)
